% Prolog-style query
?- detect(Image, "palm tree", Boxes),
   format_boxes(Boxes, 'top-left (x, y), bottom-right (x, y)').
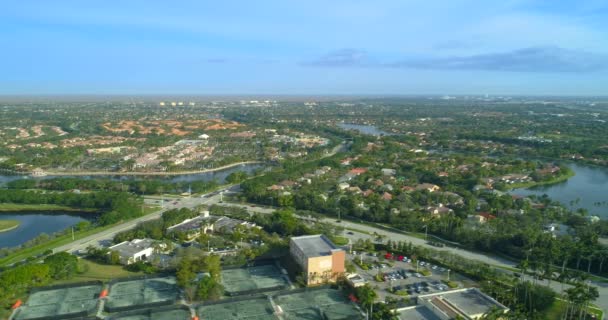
top-left (564, 281), bottom-right (599, 320)
top-left (597, 250), bottom-right (608, 274)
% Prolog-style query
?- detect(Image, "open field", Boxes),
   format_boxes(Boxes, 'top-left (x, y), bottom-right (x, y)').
top-left (0, 219), bottom-right (20, 232)
top-left (57, 260), bottom-right (143, 284)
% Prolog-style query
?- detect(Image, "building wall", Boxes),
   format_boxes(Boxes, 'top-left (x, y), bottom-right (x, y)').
top-left (289, 239), bottom-right (307, 271)
top-left (125, 248), bottom-right (154, 265)
top-left (304, 251), bottom-right (345, 285)
top-left (306, 255), bottom-right (334, 285)
top-left (331, 250), bottom-right (345, 274)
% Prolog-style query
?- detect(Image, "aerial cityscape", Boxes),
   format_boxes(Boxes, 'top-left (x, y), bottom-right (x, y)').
top-left (1, 1), bottom-right (608, 320)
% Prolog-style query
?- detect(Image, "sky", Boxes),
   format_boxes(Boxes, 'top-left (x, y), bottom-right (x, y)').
top-left (1, 1), bottom-right (608, 95)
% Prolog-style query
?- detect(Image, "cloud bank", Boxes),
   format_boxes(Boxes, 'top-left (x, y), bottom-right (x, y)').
top-left (306, 47), bottom-right (608, 73)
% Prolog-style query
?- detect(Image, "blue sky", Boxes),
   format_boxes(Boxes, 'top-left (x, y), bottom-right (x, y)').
top-left (1, 1), bottom-right (607, 95)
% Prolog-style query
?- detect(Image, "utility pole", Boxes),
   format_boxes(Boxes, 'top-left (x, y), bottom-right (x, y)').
top-left (72, 227), bottom-right (75, 241)
top-left (424, 225), bottom-right (428, 240)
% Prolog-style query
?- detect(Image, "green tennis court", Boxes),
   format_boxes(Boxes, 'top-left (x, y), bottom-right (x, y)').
top-left (14, 283), bottom-right (102, 320)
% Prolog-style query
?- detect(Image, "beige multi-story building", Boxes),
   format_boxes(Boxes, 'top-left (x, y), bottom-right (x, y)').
top-left (289, 234), bottom-right (345, 286)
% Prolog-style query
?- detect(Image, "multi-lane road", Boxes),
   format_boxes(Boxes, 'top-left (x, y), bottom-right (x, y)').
top-left (48, 184), bottom-right (606, 313)
top-left (53, 187), bottom-right (233, 254)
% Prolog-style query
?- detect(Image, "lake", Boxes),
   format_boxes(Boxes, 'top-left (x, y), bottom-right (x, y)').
top-left (337, 123), bottom-right (392, 136)
top-left (0, 163), bottom-right (267, 185)
top-left (0, 211), bottom-right (88, 248)
top-left (512, 163), bottom-right (608, 219)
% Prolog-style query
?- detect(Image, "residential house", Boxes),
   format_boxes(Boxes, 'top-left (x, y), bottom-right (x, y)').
top-left (381, 168), bottom-right (397, 176)
top-left (426, 204), bottom-right (453, 216)
top-left (337, 182), bottom-right (350, 191)
top-left (382, 192), bottom-right (393, 201)
top-left (416, 183), bottom-right (441, 192)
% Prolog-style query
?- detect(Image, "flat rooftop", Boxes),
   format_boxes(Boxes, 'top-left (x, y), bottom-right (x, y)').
top-left (419, 288), bottom-right (508, 318)
top-left (109, 239), bottom-right (155, 256)
top-left (397, 306), bottom-right (442, 320)
top-left (291, 235), bottom-right (340, 258)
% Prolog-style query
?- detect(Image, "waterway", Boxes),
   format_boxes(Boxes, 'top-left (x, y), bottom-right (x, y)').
top-left (512, 163), bottom-right (608, 219)
top-left (0, 163), bottom-right (267, 186)
top-left (0, 212), bottom-right (88, 248)
top-left (337, 123), bottom-right (392, 136)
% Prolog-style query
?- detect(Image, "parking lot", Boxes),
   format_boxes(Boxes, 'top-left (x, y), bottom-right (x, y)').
top-left (347, 252), bottom-right (467, 302)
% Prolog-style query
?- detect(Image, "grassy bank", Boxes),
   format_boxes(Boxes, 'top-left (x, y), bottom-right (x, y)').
top-left (0, 223), bottom-right (117, 267)
top-left (0, 203), bottom-right (97, 212)
top-left (0, 220), bottom-right (20, 232)
top-left (0, 203), bottom-right (159, 267)
top-left (507, 170), bottom-right (575, 190)
top-left (56, 259), bottom-right (142, 284)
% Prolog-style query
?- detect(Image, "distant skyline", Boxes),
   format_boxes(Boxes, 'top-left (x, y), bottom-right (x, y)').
top-left (1, 1), bottom-right (607, 95)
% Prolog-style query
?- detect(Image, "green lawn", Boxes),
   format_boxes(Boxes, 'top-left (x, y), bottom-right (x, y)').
top-left (541, 299), bottom-right (604, 320)
top-left (0, 219), bottom-right (20, 232)
top-left (332, 236), bottom-right (349, 246)
top-left (57, 259), bottom-right (142, 284)
top-left (542, 299), bottom-right (567, 319)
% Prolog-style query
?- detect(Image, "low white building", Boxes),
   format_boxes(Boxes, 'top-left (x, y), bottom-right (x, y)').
top-left (108, 239), bottom-right (156, 265)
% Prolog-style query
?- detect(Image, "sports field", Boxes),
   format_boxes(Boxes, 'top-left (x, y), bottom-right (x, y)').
top-left (105, 276), bottom-right (179, 312)
top-left (221, 264), bottom-right (288, 295)
top-left (196, 297), bottom-right (277, 320)
top-left (14, 283), bottom-right (102, 320)
top-left (273, 288), bottom-right (362, 320)
top-left (111, 306), bottom-right (191, 320)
